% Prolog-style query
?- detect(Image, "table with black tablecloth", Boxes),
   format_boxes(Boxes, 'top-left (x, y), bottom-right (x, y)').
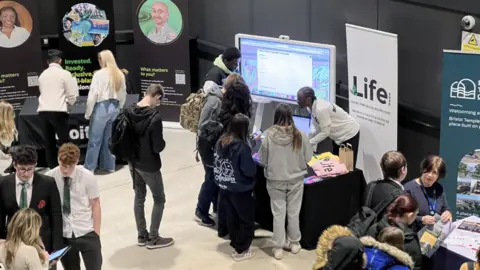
top-left (18, 95), bottom-right (139, 166)
top-left (254, 153), bottom-right (367, 250)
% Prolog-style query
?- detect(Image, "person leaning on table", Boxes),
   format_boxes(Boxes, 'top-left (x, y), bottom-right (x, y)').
top-left (404, 155), bottom-right (452, 231)
top-left (296, 87), bottom-right (360, 167)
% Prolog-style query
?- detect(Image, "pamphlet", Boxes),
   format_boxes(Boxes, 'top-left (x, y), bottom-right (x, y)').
top-left (443, 216), bottom-right (480, 261)
top-left (418, 214), bottom-right (455, 258)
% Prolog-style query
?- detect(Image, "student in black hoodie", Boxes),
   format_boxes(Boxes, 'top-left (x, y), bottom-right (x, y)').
top-left (215, 77), bottom-right (253, 238)
top-left (126, 84), bottom-right (174, 250)
top-left (214, 113), bottom-right (256, 262)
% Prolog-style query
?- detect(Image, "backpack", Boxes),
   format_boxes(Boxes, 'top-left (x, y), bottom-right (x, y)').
top-left (109, 110), bottom-right (138, 162)
top-left (347, 181), bottom-right (405, 238)
top-left (109, 109), bottom-right (157, 162)
top-left (180, 89), bottom-right (206, 133)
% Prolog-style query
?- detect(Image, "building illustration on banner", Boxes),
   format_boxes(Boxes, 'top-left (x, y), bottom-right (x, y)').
top-left (62, 3), bottom-right (109, 47)
top-left (457, 152), bottom-right (480, 219)
top-left (450, 78), bottom-right (480, 100)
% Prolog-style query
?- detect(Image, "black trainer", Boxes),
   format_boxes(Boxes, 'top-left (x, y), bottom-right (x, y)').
top-left (146, 237), bottom-right (174, 249)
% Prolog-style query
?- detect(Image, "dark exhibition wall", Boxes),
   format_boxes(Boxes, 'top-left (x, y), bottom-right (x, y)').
top-left (35, 0), bottom-right (479, 180)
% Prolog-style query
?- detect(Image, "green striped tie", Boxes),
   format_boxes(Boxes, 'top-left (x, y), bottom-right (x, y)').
top-left (63, 177), bottom-right (71, 215)
top-left (19, 182), bottom-right (28, 208)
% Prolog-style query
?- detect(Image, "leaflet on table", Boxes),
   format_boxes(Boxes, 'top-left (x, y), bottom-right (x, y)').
top-left (418, 214), bottom-right (455, 258)
top-left (443, 216), bottom-right (480, 261)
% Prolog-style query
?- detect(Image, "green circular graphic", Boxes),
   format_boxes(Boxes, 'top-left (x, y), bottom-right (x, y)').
top-left (137, 0), bottom-right (183, 45)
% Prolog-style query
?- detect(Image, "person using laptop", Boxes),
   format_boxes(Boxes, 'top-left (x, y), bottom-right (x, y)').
top-left (297, 87), bottom-right (360, 167)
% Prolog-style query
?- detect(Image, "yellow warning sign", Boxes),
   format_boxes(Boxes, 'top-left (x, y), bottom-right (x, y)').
top-left (469, 34), bottom-right (478, 46)
top-left (461, 31), bottom-right (480, 53)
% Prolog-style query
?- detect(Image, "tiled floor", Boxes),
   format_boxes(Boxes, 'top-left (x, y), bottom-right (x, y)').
top-left (2, 129), bottom-right (316, 269)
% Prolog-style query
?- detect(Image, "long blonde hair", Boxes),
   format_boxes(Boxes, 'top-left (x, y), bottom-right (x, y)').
top-left (0, 101), bottom-right (17, 143)
top-left (4, 209), bottom-right (46, 267)
top-left (98, 50), bottom-right (124, 92)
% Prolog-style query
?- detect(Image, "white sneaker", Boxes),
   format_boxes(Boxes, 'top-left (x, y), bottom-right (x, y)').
top-left (232, 249), bottom-right (256, 262)
top-left (273, 248), bottom-right (283, 260)
top-left (290, 242), bottom-right (301, 254)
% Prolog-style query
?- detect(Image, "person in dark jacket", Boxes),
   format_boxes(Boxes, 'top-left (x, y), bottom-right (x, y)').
top-left (214, 113), bottom-right (256, 262)
top-left (367, 194), bottom-right (422, 270)
top-left (313, 225), bottom-right (366, 270)
top-left (203, 47), bottom-right (241, 87)
top-left (126, 84), bottom-right (173, 250)
top-left (214, 76), bottom-right (252, 238)
top-left (364, 151), bottom-right (408, 213)
top-left (195, 74), bottom-right (245, 227)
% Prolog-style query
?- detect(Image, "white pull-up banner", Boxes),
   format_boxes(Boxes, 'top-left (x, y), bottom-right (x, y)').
top-left (346, 24), bottom-right (398, 182)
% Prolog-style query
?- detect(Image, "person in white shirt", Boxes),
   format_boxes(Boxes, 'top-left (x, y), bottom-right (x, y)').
top-left (38, 49), bottom-right (79, 169)
top-left (297, 87), bottom-right (360, 166)
top-left (84, 50), bottom-right (126, 173)
top-left (46, 143), bottom-right (102, 270)
top-left (0, 6), bottom-right (30, 48)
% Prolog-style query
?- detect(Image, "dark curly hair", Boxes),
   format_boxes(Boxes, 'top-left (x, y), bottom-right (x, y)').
top-left (218, 76), bottom-right (252, 132)
top-left (12, 145), bottom-right (37, 166)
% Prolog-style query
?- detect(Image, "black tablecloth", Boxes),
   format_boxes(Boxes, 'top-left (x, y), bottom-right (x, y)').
top-left (18, 95), bottom-right (139, 166)
top-left (255, 166), bottom-right (366, 250)
top-left (430, 246), bottom-right (472, 270)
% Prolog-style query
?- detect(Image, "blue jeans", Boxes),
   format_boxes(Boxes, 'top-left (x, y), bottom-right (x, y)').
top-left (84, 99), bottom-right (119, 172)
top-left (196, 137), bottom-right (219, 218)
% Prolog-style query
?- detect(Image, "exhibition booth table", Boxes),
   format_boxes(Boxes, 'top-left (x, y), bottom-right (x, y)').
top-left (252, 141), bottom-right (367, 250)
top-left (18, 95), bottom-right (139, 166)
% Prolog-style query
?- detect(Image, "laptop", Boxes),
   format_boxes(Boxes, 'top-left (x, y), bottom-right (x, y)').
top-left (293, 115), bottom-right (311, 134)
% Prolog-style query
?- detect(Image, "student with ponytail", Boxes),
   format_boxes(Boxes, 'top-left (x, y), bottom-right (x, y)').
top-left (258, 104), bottom-right (313, 260)
top-left (367, 194), bottom-right (422, 270)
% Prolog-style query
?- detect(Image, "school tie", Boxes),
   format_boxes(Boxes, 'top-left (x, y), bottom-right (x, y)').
top-left (63, 177), bottom-right (71, 215)
top-left (19, 182), bottom-right (28, 209)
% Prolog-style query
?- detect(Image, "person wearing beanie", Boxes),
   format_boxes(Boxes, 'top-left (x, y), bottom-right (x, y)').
top-left (38, 49), bottom-right (79, 169)
top-left (203, 47), bottom-right (241, 91)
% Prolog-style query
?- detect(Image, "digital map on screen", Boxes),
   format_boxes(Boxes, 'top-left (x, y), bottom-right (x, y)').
top-left (239, 38), bottom-right (331, 102)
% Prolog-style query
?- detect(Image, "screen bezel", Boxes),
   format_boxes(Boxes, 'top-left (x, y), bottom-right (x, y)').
top-left (235, 33), bottom-right (337, 104)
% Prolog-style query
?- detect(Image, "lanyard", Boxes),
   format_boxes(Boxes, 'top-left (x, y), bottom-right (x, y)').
top-left (419, 179), bottom-right (437, 216)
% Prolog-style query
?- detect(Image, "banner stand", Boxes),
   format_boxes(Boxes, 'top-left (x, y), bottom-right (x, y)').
top-left (346, 24), bottom-right (398, 182)
top-left (440, 50), bottom-right (480, 220)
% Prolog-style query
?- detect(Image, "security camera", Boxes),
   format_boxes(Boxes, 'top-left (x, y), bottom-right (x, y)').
top-left (462, 15), bottom-right (476, 31)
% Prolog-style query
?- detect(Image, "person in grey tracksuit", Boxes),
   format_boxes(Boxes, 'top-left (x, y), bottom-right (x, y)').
top-left (258, 104), bottom-right (313, 260)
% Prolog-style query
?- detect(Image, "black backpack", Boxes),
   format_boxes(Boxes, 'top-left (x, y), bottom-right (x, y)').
top-left (347, 181), bottom-right (405, 238)
top-left (109, 110), bottom-right (137, 162)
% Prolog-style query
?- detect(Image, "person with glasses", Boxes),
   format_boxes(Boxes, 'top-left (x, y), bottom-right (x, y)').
top-left (0, 145), bottom-right (63, 256)
top-left (46, 143), bottom-right (102, 270)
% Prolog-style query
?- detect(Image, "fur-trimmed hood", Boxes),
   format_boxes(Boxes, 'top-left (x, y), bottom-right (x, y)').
top-left (361, 236), bottom-right (414, 269)
top-left (313, 225), bottom-right (366, 270)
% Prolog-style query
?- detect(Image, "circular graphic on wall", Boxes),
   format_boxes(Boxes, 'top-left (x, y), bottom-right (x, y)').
top-left (62, 3), bottom-right (109, 47)
top-left (137, 0), bottom-right (183, 45)
top-left (0, 1), bottom-right (32, 48)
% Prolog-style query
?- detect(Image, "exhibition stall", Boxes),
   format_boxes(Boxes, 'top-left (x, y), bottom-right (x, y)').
top-left (17, 95), bottom-right (138, 166)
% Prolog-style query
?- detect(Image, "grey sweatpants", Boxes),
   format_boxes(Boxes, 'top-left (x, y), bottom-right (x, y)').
top-left (266, 178), bottom-right (304, 248)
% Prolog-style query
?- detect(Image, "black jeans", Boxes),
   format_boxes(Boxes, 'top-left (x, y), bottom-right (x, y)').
top-left (196, 138), bottom-right (219, 218)
top-left (61, 231), bottom-right (102, 270)
top-left (39, 111), bottom-right (70, 169)
top-left (220, 190), bottom-right (255, 254)
top-left (332, 131), bottom-right (360, 168)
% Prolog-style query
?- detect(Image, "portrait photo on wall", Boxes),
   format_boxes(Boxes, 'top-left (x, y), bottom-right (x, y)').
top-left (137, 0), bottom-right (183, 45)
top-left (0, 1), bottom-right (32, 48)
top-left (62, 3), bottom-right (109, 47)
